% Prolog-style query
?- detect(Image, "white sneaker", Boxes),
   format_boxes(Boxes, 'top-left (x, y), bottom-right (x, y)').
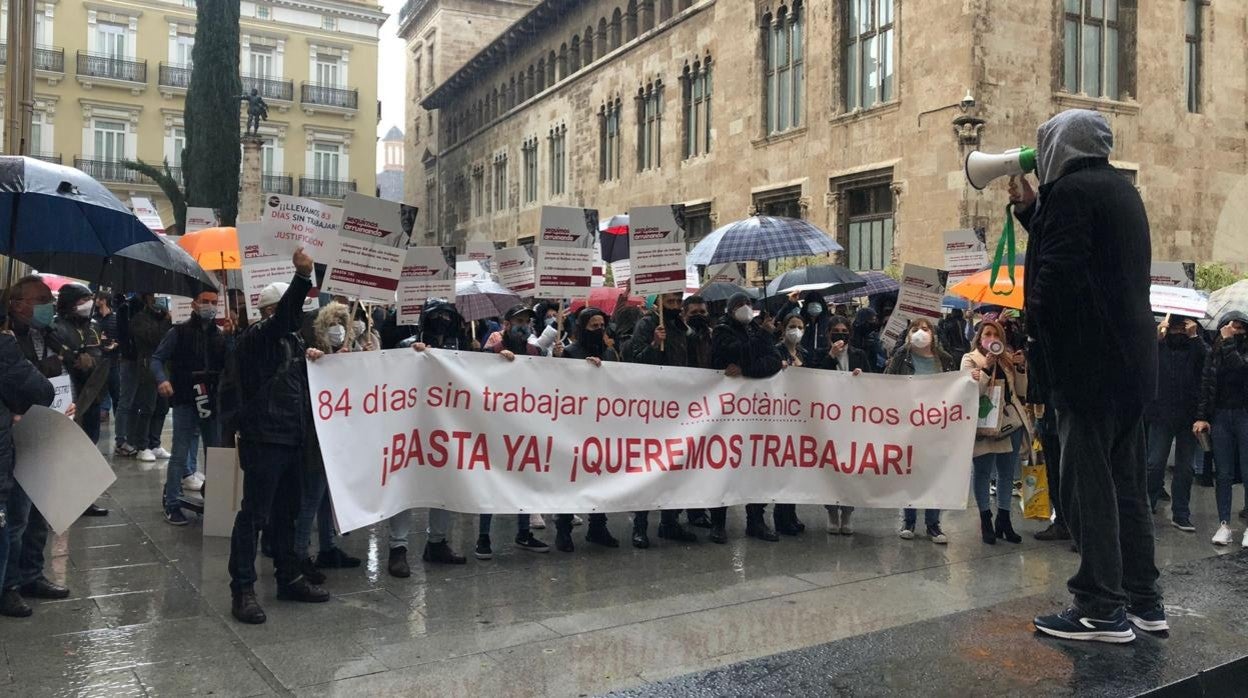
top-left (571, 514), bottom-right (585, 527)
top-left (826, 508), bottom-right (839, 534)
top-left (1242, 529), bottom-right (1248, 548)
top-left (181, 474), bottom-right (204, 492)
top-left (136, 449), bottom-right (156, 463)
top-left (151, 447), bottom-right (171, 459)
top-left (530, 514), bottom-right (546, 529)
top-left (193, 471), bottom-right (206, 487)
top-left (1212, 522), bottom-right (1233, 546)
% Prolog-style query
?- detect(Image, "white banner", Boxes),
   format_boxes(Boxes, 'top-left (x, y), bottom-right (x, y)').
top-left (14, 407), bottom-right (117, 534)
top-left (496, 245), bottom-right (536, 296)
top-left (237, 222), bottom-right (319, 321)
top-left (535, 206), bottom-right (599, 297)
top-left (396, 246), bottom-right (456, 325)
top-left (260, 194), bottom-right (342, 263)
top-left (185, 207), bottom-right (218, 233)
top-left (322, 193), bottom-right (411, 303)
top-left (131, 197), bottom-right (165, 235)
top-left (628, 205), bottom-right (687, 295)
top-left (1150, 261), bottom-right (1196, 289)
top-left (308, 349), bottom-right (979, 532)
top-left (943, 229), bottom-right (988, 287)
top-left (883, 264), bottom-right (947, 346)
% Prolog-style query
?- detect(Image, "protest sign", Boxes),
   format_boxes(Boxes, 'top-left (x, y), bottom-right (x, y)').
top-left (612, 261), bottom-right (633, 289)
top-left (237, 222), bottom-right (319, 321)
top-left (1150, 285), bottom-right (1208, 318)
top-left (202, 448), bottom-right (244, 538)
top-left (882, 264), bottom-right (947, 346)
top-left (50, 375), bottom-right (73, 414)
top-left (1151, 261), bottom-right (1196, 289)
top-left (456, 257), bottom-right (492, 282)
top-left (943, 229), bottom-right (989, 287)
top-left (13, 406), bottom-right (117, 534)
top-left (260, 194), bottom-right (341, 263)
top-left (321, 193), bottom-right (412, 303)
top-left (628, 205), bottom-right (687, 295)
top-left (496, 245), bottom-right (536, 295)
top-left (308, 349), bottom-right (979, 531)
top-left (592, 237), bottom-right (606, 288)
top-left (131, 197), bottom-right (165, 234)
top-left (465, 239), bottom-right (498, 264)
top-left (396, 246), bottom-right (456, 325)
top-left (535, 206), bottom-right (599, 297)
top-left (684, 264), bottom-right (700, 295)
top-left (706, 263), bottom-right (746, 285)
top-left (185, 207), bottom-right (218, 233)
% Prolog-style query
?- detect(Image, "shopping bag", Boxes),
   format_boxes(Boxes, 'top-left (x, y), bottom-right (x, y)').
top-left (977, 384), bottom-right (1003, 432)
top-left (1022, 436), bottom-right (1051, 520)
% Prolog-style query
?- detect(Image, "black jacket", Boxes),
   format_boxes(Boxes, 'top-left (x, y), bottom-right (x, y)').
top-left (775, 341), bottom-right (813, 368)
top-left (937, 316), bottom-right (970, 363)
top-left (1196, 323), bottom-right (1248, 422)
top-left (711, 319), bottom-right (783, 378)
top-left (624, 311), bottom-right (688, 367)
top-left (234, 274), bottom-right (313, 446)
top-left (157, 316), bottom-right (231, 408)
top-left (49, 316), bottom-right (103, 394)
top-left (1147, 335), bottom-right (1207, 425)
top-left (811, 345), bottom-right (871, 373)
top-left (1016, 159), bottom-right (1156, 411)
top-left (0, 334), bottom-right (56, 500)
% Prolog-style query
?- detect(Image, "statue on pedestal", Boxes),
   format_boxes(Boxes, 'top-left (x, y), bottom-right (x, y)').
top-left (240, 88), bottom-right (269, 136)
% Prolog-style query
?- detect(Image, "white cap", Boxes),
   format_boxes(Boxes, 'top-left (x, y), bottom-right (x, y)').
top-left (258, 282), bottom-right (290, 309)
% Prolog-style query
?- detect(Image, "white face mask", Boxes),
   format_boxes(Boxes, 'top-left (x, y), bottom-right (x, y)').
top-left (327, 325), bottom-right (347, 348)
top-left (910, 329), bottom-right (932, 349)
top-left (75, 300), bottom-right (94, 318)
top-left (352, 320), bottom-right (366, 336)
top-left (785, 328), bottom-right (803, 344)
top-left (733, 306), bottom-right (754, 324)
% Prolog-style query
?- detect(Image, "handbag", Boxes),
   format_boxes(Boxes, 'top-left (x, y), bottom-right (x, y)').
top-left (1022, 435), bottom-right (1051, 520)
top-left (976, 368), bottom-right (1026, 439)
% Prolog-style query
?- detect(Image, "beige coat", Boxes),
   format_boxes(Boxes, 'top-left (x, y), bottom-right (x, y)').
top-left (962, 349), bottom-right (1031, 457)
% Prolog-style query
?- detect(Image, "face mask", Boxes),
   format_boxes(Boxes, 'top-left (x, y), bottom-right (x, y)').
top-left (910, 329), bottom-right (932, 349)
top-left (196, 306), bottom-right (218, 321)
top-left (326, 325), bottom-right (347, 347)
top-left (733, 306), bottom-right (753, 324)
top-left (830, 332), bottom-right (850, 345)
top-left (785, 328), bottom-right (803, 344)
top-left (1165, 333), bottom-right (1188, 347)
top-left (807, 303), bottom-right (823, 317)
top-left (687, 314), bottom-right (709, 331)
top-left (544, 317), bottom-right (557, 328)
top-left (154, 297), bottom-right (171, 312)
top-left (75, 300), bottom-right (94, 318)
top-left (353, 320), bottom-right (366, 336)
top-left (31, 302), bottom-right (54, 328)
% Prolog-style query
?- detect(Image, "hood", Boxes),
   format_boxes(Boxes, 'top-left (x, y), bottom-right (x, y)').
top-left (419, 298), bottom-right (464, 347)
top-left (854, 307), bottom-right (877, 326)
top-left (1217, 310), bottom-right (1248, 329)
top-left (312, 301), bottom-right (354, 352)
top-left (1035, 109), bottom-right (1113, 186)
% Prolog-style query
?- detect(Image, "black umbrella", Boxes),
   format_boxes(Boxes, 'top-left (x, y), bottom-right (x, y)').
top-left (23, 236), bottom-right (218, 297)
top-left (764, 264), bottom-right (867, 298)
top-left (697, 282), bottom-right (761, 303)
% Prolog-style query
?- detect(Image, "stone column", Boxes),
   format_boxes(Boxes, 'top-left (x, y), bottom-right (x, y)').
top-left (239, 135), bottom-right (264, 223)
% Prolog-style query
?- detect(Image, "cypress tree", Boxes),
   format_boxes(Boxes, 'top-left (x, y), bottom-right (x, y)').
top-left (184, 0), bottom-right (241, 226)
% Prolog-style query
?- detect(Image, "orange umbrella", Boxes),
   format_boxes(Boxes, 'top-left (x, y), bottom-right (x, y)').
top-left (949, 265), bottom-right (1025, 310)
top-left (177, 226), bottom-right (240, 271)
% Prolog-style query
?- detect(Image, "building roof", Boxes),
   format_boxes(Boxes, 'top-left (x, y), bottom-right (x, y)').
top-left (382, 125), bottom-right (404, 141)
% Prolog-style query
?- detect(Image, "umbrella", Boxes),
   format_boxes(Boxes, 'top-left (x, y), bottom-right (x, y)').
top-left (455, 278), bottom-right (521, 322)
top-left (35, 274), bottom-right (88, 293)
top-left (825, 271), bottom-right (900, 303)
top-left (941, 295), bottom-right (971, 311)
top-left (1207, 279), bottom-right (1248, 325)
top-left (599, 214), bottom-right (629, 263)
top-left (568, 287), bottom-right (644, 315)
top-left (764, 264), bottom-right (866, 298)
top-left (687, 216), bottom-right (841, 266)
top-left (949, 266), bottom-right (1026, 310)
top-left (696, 282), bottom-right (761, 303)
top-left (28, 236), bottom-right (218, 297)
top-left (177, 226), bottom-right (241, 271)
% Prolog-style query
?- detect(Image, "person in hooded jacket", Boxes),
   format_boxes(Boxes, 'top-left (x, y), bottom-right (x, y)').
top-left (388, 299), bottom-right (470, 577)
top-left (938, 308), bottom-right (971, 365)
top-left (811, 315), bottom-right (868, 535)
top-left (1147, 315), bottom-right (1207, 531)
top-left (621, 292), bottom-right (701, 549)
top-left (550, 308), bottom-right (620, 552)
top-left (1194, 312), bottom-right (1248, 548)
top-left (49, 284), bottom-right (105, 446)
top-left (126, 293), bottom-right (172, 463)
top-left (709, 293), bottom-right (785, 544)
top-left (777, 290), bottom-right (832, 356)
top-left (1012, 109), bottom-right (1162, 642)
top-left (851, 307), bottom-right (886, 372)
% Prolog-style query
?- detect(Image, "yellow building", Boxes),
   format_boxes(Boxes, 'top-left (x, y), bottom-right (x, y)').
top-left (0, 0), bottom-right (387, 228)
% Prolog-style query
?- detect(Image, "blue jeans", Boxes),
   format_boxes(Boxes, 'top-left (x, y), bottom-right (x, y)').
top-left (116, 359), bottom-right (137, 447)
top-left (163, 404), bottom-right (219, 510)
top-left (973, 448), bottom-right (1018, 513)
top-left (902, 508), bottom-right (940, 528)
top-left (388, 508), bottom-right (451, 548)
top-left (0, 500), bottom-right (9, 592)
top-left (99, 359), bottom-right (120, 415)
top-left (295, 466), bottom-right (335, 558)
top-left (1211, 408), bottom-right (1248, 522)
top-left (3, 485), bottom-right (49, 590)
top-left (478, 513), bottom-right (531, 537)
top-left (1146, 418), bottom-right (1197, 518)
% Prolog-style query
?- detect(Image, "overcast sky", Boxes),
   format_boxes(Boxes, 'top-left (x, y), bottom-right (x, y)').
top-left (375, 0), bottom-right (407, 157)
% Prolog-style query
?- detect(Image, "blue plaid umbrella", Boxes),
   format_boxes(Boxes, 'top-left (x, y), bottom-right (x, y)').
top-left (824, 271), bottom-right (899, 303)
top-left (687, 216), bottom-right (841, 266)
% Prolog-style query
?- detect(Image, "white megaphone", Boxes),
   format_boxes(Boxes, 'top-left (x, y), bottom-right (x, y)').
top-left (964, 147), bottom-right (1038, 190)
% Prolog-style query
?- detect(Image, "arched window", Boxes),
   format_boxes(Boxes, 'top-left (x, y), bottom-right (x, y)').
top-left (610, 9), bottom-right (623, 49)
top-left (584, 27), bottom-right (595, 63)
top-left (625, 0), bottom-right (639, 40)
top-left (599, 97), bottom-right (623, 181)
top-left (636, 79), bottom-right (663, 171)
top-left (762, 2), bottom-right (804, 135)
top-left (527, 65), bottom-right (536, 97)
top-left (659, 0), bottom-right (673, 21)
top-left (640, 0), bottom-right (655, 32)
top-left (557, 45), bottom-right (568, 80)
top-left (682, 56), bottom-right (713, 158)
top-left (598, 18), bottom-right (609, 52)
top-left (537, 58), bottom-right (547, 91)
top-left (546, 51), bottom-right (557, 85)
top-left (679, 0), bottom-right (692, 9)
top-left (570, 36), bottom-right (582, 72)
top-left (508, 76), bottom-right (516, 108)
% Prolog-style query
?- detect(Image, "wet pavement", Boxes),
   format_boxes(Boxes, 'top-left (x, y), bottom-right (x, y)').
top-left (2, 422), bottom-right (1245, 697)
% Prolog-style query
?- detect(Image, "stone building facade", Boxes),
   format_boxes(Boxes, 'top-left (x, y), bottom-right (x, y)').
top-left (411, 0), bottom-right (1247, 270)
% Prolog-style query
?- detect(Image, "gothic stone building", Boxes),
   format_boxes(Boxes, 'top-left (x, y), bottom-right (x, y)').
top-left (407, 0), bottom-right (1247, 271)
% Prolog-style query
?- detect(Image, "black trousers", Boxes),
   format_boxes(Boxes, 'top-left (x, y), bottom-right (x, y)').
top-left (228, 440), bottom-right (304, 593)
top-left (555, 513), bottom-right (606, 533)
top-left (632, 510), bottom-right (679, 531)
top-left (1055, 402), bottom-right (1161, 617)
top-left (1038, 411), bottom-right (1065, 527)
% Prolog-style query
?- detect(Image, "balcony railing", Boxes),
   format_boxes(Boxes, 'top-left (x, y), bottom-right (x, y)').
top-left (31, 153), bottom-right (62, 165)
top-left (300, 83), bottom-right (358, 110)
top-left (75, 158), bottom-right (145, 185)
top-left (76, 51), bottom-right (147, 84)
top-left (299, 177), bottom-right (356, 199)
top-left (262, 174), bottom-right (294, 195)
top-left (241, 73), bottom-right (294, 102)
top-left (158, 62), bottom-right (192, 89)
top-left (35, 46), bottom-right (65, 73)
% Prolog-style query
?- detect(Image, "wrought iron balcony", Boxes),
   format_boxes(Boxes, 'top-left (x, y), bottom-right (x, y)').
top-left (31, 153), bottom-right (62, 165)
top-left (299, 177), bottom-right (356, 200)
top-left (158, 62), bottom-right (192, 90)
top-left (262, 174), bottom-right (294, 195)
top-left (300, 83), bottom-right (359, 111)
top-left (241, 73), bottom-right (295, 102)
top-left (35, 46), bottom-right (65, 73)
top-left (75, 158), bottom-right (145, 185)
top-left (76, 51), bottom-right (147, 84)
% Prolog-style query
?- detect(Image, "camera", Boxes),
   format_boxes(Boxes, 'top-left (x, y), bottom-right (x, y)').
top-left (985, 339), bottom-right (1005, 356)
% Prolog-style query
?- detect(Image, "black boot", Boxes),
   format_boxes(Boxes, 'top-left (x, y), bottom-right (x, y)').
top-left (315, 547), bottom-right (362, 569)
top-left (299, 557), bottom-right (327, 585)
top-left (657, 522), bottom-right (698, 543)
top-left (231, 588), bottom-right (266, 624)
top-left (1034, 522), bottom-right (1071, 541)
top-left (586, 524), bottom-right (620, 548)
top-left (980, 511), bottom-right (997, 545)
top-left (387, 546), bottom-right (410, 578)
top-left (745, 505), bottom-right (779, 542)
top-left (276, 577), bottom-right (330, 603)
top-left (555, 516), bottom-right (575, 552)
top-left (686, 509), bottom-right (712, 528)
top-left (631, 526), bottom-right (650, 549)
top-left (708, 507), bottom-right (728, 544)
top-left (774, 504), bottom-right (801, 536)
top-left (0, 588), bottom-right (32, 618)
top-left (995, 508), bottom-right (1022, 544)
top-left (422, 540), bottom-right (467, 564)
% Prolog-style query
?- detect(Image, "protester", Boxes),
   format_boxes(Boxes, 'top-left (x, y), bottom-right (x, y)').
top-left (127, 294), bottom-right (172, 463)
top-left (2, 276), bottom-right (73, 617)
top-left (938, 308), bottom-right (971, 365)
top-left (388, 299), bottom-right (469, 577)
top-left (1014, 109), bottom-right (1163, 642)
top-left (851, 307), bottom-right (885, 372)
top-left (681, 295), bottom-right (714, 529)
top-left (964, 320), bottom-right (1029, 545)
top-left (778, 290), bottom-right (832, 355)
top-left (772, 309), bottom-right (809, 536)
top-left (554, 307), bottom-right (619, 552)
top-left (887, 318), bottom-right (954, 543)
top-left (710, 293), bottom-right (784, 544)
top-left (813, 316), bottom-right (867, 534)
top-left (1147, 316), bottom-right (1207, 531)
top-left (1193, 312), bottom-right (1248, 547)
top-left (50, 284), bottom-right (106, 450)
top-left (226, 249), bottom-right (330, 625)
top-left (151, 290), bottom-right (234, 525)
top-left (113, 293), bottom-right (140, 456)
top-left (94, 292), bottom-right (120, 424)
top-left (622, 292), bottom-right (700, 548)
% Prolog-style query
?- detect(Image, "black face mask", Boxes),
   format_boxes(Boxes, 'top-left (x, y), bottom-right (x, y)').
top-left (663, 308), bottom-right (682, 325)
top-left (830, 332), bottom-right (850, 345)
top-left (582, 328), bottom-right (606, 355)
top-left (424, 316), bottom-right (451, 339)
top-left (504, 325), bottom-right (530, 353)
top-left (1165, 333), bottom-right (1188, 348)
top-left (686, 314), bottom-right (709, 331)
